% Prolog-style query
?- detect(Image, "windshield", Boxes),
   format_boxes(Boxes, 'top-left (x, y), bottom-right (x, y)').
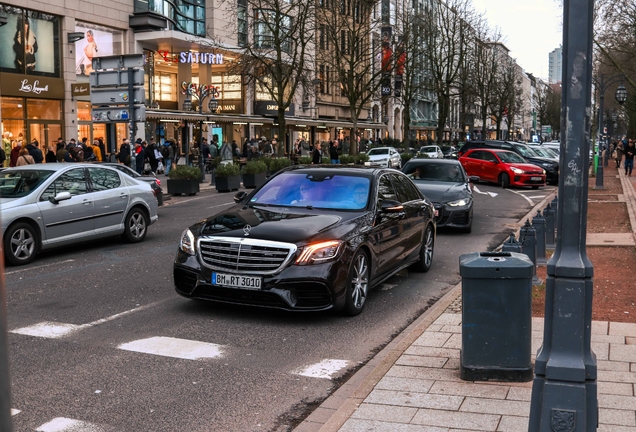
top-left (498, 152), bottom-right (527, 164)
top-left (0, 169), bottom-right (55, 199)
top-left (513, 144), bottom-right (539, 158)
top-left (421, 146), bottom-right (438, 153)
top-left (532, 148), bottom-right (556, 158)
top-left (368, 148), bottom-right (389, 155)
top-left (440, 146), bottom-right (455, 153)
top-left (403, 163), bottom-right (465, 183)
top-left (249, 172), bottom-right (371, 210)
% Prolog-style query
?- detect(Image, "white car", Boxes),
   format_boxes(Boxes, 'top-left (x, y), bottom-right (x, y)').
top-left (419, 145), bottom-right (444, 159)
top-left (366, 147), bottom-right (402, 168)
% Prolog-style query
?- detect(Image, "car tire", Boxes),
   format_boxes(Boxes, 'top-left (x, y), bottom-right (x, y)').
top-left (459, 221), bottom-right (472, 234)
top-left (343, 250), bottom-right (370, 316)
top-left (413, 224), bottom-right (434, 272)
top-left (532, 186), bottom-right (539, 190)
top-left (122, 207), bottom-right (149, 243)
top-left (387, 160), bottom-right (393, 168)
top-left (4, 222), bottom-right (39, 266)
top-left (500, 173), bottom-right (510, 188)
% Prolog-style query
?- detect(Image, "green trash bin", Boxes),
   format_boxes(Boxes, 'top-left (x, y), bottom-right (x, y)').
top-left (459, 251), bottom-right (534, 382)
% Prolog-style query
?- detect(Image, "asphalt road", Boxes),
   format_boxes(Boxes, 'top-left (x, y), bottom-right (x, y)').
top-left (4, 181), bottom-right (553, 432)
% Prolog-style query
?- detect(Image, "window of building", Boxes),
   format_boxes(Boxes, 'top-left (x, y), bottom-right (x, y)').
top-left (255, 9), bottom-right (291, 52)
top-left (238, 0), bottom-right (248, 47)
top-left (133, 0), bottom-right (205, 36)
top-left (27, 99), bottom-right (62, 120)
top-left (153, 72), bottom-right (178, 101)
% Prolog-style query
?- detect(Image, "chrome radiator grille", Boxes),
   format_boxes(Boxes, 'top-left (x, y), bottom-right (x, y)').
top-left (198, 237), bottom-right (296, 275)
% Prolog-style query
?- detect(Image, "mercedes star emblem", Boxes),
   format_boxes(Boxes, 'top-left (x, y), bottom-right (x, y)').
top-left (243, 224), bottom-right (251, 236)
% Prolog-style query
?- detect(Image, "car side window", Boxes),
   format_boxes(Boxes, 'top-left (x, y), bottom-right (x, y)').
top-left (467, 151), bottom-right (483, 160)
top-left (377, 175), bottom-right (398, 203)
top-left (391, 174), bottom-right (420, 203)
top-left (88, 168), bottom-right (121, 192)
top-left (40, 168), bottom-right (88, 201)
top-left (482, 152), bottom-right (498, 163)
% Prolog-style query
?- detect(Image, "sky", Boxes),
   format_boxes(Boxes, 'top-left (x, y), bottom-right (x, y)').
top-left (470, 0), bottom-right (563, 80)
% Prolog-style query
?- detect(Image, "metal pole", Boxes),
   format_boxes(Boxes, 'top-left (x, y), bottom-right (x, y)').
top-left (595, 76), bottom-right (605, 189)
top-left (198, 98), bottom-right (205, 183)
top-left (529, 0), bottom-right (597, 428)
top-left (0, 256), bottom-right (13, 431)
top-left (128, 67), bottom-right (137, 173)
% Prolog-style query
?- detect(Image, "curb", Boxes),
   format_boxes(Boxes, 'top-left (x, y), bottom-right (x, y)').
top-left (618, 169), bottom-right (636, 239)
top-left (295, 187), bottom-right (559, 432)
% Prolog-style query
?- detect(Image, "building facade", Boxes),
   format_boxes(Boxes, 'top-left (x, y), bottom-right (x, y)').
top-left (548, 45), bottom-right (562, 84)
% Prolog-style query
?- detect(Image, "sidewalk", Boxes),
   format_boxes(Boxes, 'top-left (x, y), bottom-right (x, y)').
top-left (295, 166), bottom-right (636, 432)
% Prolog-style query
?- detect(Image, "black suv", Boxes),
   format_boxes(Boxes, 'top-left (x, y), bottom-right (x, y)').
top-left (457, 140), bottom-right (559, 184)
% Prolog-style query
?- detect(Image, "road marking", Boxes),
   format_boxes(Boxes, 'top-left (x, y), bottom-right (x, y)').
top-left (36, 417), bottom-right (105, 432)
top-left (506, 189), bottom-right (534, 205)
top-left (207, 202), bottom-right (234, 209)
top-left (5, 259), bottom-right (75, 275)
top-left (295, 359), bottom-right (350, 379)
top-left (11, 409), bottom-right (20, 416)
top-left (528, 195), bottom-right (547, 199)
top-left (472, 186), bottom-right (497, 197)
top-left (10, 301), bottom-right (165, 339)
top-left (118, 336), bottom-right (225, 360)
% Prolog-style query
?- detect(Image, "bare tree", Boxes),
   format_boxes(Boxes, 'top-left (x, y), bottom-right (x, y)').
top-left (213, 0), bottom-right (316, 155)
top-left (421, 0), bottom-right (480, 145)
top-left (317, 0), bottom-right (379, 155)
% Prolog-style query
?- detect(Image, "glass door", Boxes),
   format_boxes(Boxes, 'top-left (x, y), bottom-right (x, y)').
top-left (29, 122), bottom-right (62, 159)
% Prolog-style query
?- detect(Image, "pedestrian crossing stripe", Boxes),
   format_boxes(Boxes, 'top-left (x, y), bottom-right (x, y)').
top-left (118, 336), bottom-right (224, 360)
top-left (295, 359), bottom-right (350, 379)
top-left (11, 322), bottom-right (82, 339)
top-left (11, 409), bottom-right (20, 416)
top-left (36, 417), bottom-right (105, 432)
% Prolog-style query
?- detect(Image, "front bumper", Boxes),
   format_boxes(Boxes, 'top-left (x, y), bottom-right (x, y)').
top-left (432, 202), bottom-right (472, 229)
top-left (511, 174), bottom-right (546, 187)
top-left (173, 249), bottom-right (351, 311)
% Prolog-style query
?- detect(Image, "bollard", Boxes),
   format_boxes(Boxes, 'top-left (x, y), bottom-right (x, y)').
top-left (551, 195), bottom-right (558, 220)
top-left (543, 203), bottom-right (556, 249)
top-left (459, 251), bottom-right (534, 382)
top-left (520, 220), bottom-right (543, 285)
top-left (532, 210), bottom-right (547, 265)
top-left (502, 233), bottom-right (522, 253)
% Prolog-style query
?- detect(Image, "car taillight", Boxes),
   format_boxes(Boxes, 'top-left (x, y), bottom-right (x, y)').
top-left (155, 178), bottom-right (161, 186)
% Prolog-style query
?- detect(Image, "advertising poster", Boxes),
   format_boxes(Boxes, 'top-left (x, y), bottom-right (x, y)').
top-left (0, 8), bottom-right (59, 76)
top-left (74, 25), bottom-right (119, 76)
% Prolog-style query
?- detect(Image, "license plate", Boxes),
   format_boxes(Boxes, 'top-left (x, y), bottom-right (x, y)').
top-left (434, 210), bottom-right (439, 216)
top-left (212, 272), bottom-right (262, 290)
top-left (531, 177), bottom-right (542, 181)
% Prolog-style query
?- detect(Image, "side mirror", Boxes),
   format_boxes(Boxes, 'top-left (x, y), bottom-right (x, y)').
top-left (469, 176), bottom-right (480, 183)
top-left (234, 191), bottom-right (247, 203)
top-left (380, 199), bottom-right (404, 213)
top-left (49, 191), bottom-right (71, 204)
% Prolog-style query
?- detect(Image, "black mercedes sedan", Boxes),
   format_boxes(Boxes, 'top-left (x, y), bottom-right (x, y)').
top-left (402, 159), bottom-right (475, 233)
top-left (174, 165), bottom-right (436, 316)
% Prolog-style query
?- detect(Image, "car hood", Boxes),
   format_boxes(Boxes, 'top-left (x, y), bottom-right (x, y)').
top-left (412, 181), bottom-right (471, 203)
top-left (525, 156), bottom-right (558, 166)
top-left (194, 204), bottom-right (364, 245)
top-left (368, 154), bottom-right (390, 160)
top-left (0, 197), bottom-right (28, 210)
top-left (508, 163), bottom-right (547, 172)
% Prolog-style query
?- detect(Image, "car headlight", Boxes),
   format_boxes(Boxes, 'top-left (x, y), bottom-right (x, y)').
top-left (447, 198), bottom-right (471, 207)
top-left (180, 229), bottom-right (196, 255)
top-left (542, 169), bottom-right (546, 174)
top-left (510, 167), bottom-right (524, 174)
top-left (296, 240), bottom-right (342, 265)
top-left (542, 163), bottom-right (553, 168)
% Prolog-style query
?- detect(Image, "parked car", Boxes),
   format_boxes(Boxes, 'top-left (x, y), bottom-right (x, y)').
top-left (440, 146), bottom-right (458, 159)
top-left (457, 140), bottom-right (559, 184)
top-left (173, 165), bottom-right (436, 316)
top-left (459, 149), bottom-right (546, 189)
top-left (98, 162), bottom-right (164, 206)
top-left (1, 164), bottom-right (158, 266)
top-left (419, 145), bottom-right (444, 159)
top-left (366, 147), bottom-right (402, 168)
top-left (402, 159), bottom-right (475, 233)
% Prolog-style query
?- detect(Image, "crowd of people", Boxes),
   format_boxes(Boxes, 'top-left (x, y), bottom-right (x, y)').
top-left (612, 137), bottom-right (636, 176)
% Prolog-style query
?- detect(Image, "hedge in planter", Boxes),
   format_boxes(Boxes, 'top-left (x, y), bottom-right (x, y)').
top-left (167, 165), bottom-right (201, 196)
top-left (242, 161), bottom-right (268, 188)
top-left (269, 157), bottom-right (292, 174)
top-left (215, 163), bottom-right (241, 192)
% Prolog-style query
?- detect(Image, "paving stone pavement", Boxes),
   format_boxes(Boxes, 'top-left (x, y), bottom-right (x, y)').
top-left (292, 168), bottom-right (636, 432)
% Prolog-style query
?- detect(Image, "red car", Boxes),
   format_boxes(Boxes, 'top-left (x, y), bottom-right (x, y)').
top-left (459, 148), bottom-right (546, 189)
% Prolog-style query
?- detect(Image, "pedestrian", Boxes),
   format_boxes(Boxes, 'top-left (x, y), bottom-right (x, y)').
top-left (26, 138), bottom-right (43, 163)
top-left (312, 143), bottom-right (321, 164)
top-left (329, 141), bottom-right (340, 164)
top-left (45, 145), bottom-right (57, 163)
top-left (91, 139), bottom-right (103, 162)
top-left (56, 141), bottom-right (67, 162)
top-left (615, 141), bottom-right (624, 169)
top-left (117, 138), bottom-right (131, 167)
top-left (134, 140), bottom-right (145, 174)
top-left (97, 138), bottom-right (107, 162)
top-left (83, 143), bottom-right (96, 161)
top-left (624, 139), bottom-right (635, 176)
top-left (162, 140), bottom-right (174, 175)
top-left (9, 141), bottom-right (22, 167)
top-left (16, 147), bottom-right (35, 165)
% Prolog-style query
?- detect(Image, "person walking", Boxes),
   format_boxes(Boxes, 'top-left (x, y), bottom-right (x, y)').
top-left (312, 143), bottom-right (321, 164)
top-left (117, 138), bottom-right (131, 167)
top-left (615, 141), bottom-right (624, 169)
top-left (134, 140), bottom-right (145, 175)
top-left (162, 140), bottom-right (174, 175)
top-left (56, 142), bottom-right (67, 162)
top-left (624, 139), bottom-right (635, 176)
top-left (329, 141), bottom-right (340, 164)
top-left (16, 147), bottom-right (35, 165)
top-left (45, 145), bottom-right (57, 163)
top-left (26, 139), bottom-right (43, 163)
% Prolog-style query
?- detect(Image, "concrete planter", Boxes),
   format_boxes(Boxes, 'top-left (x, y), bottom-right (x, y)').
top-left (167, 178), bottom-right (200, 196)
top-left (242, 172), bottom-right (267, 189)
top-left (215, 175), bottom-right (241, 192)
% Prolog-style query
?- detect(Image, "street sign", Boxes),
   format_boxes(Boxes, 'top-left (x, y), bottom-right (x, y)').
top-left (90, 87), bottom-right (145, 105)
top-left (92, 106), bottom-right (146, 123)
top-left (89, 69), bottom-right (145, 88)
top-left (92, 54), bottom-right (144, 71)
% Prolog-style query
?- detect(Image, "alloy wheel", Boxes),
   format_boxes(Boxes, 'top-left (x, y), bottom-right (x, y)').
top-left (350, 253), bottom-right (369, 309)
top-left (129, 212), bottom-right (147, 239)
top-left (424, 227), bottom-right (434, 267)
top-left (10, 228), bottom-right (35, 261)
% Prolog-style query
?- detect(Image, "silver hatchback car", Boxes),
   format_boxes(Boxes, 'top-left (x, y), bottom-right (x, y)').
top-left (1, 163), bottom-right (158, 266)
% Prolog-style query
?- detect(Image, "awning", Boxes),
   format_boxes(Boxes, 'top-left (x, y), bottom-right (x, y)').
top-left (145, 110), bottom-right (275, 124)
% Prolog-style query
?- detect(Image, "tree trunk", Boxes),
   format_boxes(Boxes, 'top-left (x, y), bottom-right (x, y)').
top-left (403, 108), bottom-right (412, 146)
top-left (278, 109), bottom-right (287, 157)
top-left (350, 123), bottom-right (358, 156)
top-left (436, 95), bottom-right (449, 145)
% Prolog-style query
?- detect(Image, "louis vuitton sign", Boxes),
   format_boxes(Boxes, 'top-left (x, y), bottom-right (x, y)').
top-left (1, 73), bottom-right (65, 99)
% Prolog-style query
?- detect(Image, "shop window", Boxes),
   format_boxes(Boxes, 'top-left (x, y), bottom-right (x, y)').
top-left (0, 7), bottom-right (61, 78)
top-left (238, 0), bottom-right (248, 47)
top-left (1, 97), bottom-right (25, 119)
top-left (27, 99), bottom-right (62, 120)
top-left (153, 72), bottom-right (177, 101)
top-left (77, 102), bottom-right (92, 122)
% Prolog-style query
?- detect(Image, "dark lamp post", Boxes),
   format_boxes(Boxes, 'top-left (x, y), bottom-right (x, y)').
top-left (208, 98), bottom-right (219, 113)
top-left (182, 98), bottom-right (193, 112)
top-left (616, 84), bottom-right (628, 104)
